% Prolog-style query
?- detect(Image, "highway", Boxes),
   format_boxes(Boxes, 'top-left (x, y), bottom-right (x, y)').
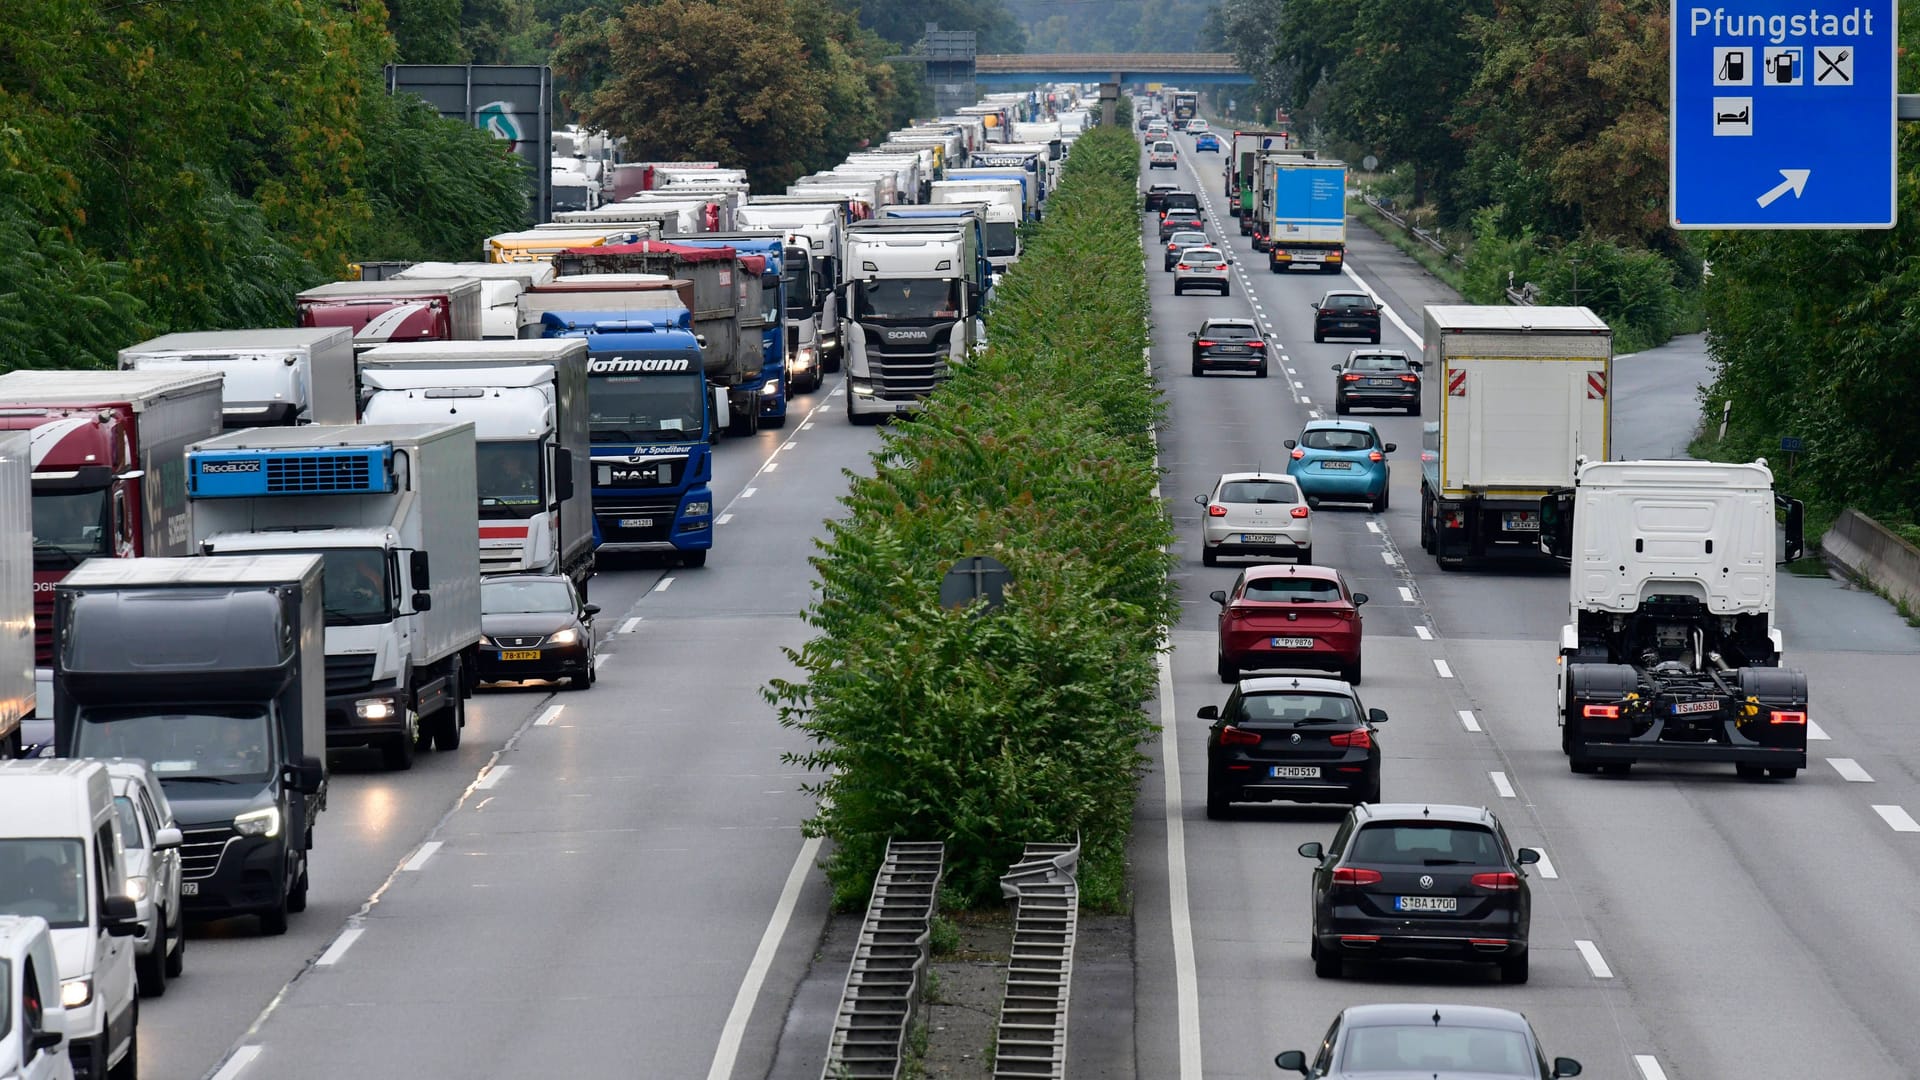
top-left (1131, 133), bottom-right (1920, 1079)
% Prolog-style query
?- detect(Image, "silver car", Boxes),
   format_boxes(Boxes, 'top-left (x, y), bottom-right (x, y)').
top-left (1196, 472), bottom-right (1313, 566)
top-left (105, 759), bottom-right (185, 997)
top-left (1173, 247), bottom-right (1232, 296)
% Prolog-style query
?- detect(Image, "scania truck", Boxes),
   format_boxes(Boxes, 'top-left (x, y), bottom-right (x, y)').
top-left (1543, 459), bottom-right (1810, 780)
top-left (0, 370), bottom-right (224, 666)
top-left (357, 340), bottom-right (596, 594)
top-left (841, 219), bottom-right (984, 424)
top-left (118, 328), bottom-right (357, 429)
top-left (187, 423), bottom-right (482, 770)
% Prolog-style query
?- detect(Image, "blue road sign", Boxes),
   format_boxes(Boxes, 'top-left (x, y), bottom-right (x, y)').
top-left (1670, 2), bottom-right (1897, 229)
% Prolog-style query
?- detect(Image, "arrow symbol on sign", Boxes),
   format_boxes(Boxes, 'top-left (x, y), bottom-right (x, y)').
top-left (1756, 169), bottom-right (1811, 208)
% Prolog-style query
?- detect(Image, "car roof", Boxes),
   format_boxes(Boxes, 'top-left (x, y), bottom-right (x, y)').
top-left (483, 573), bottom-right (571, 586)
top-left (1215, 469), bottom-right (1294, 484)
top-left (1237, 675), bottom-right (1353, 695)
top-left (1347, 347), bottom-right (1410, 360)
top-left (1351, 803), bottom-right (1499, 827)
top-left (1169, 230), bottom-right (1209, 239)
top-left (1203, 318), bottom-right (1258, 330)
top-left (1338, 1003), bottom-right (1532, 1032)
top-left (1302, 418), bottom-right (1380, 435)
top-left (1149, 182), bottom-right (1181, 191)
top-left (1242, 563), bottom-right (1342, 584)
top-left (1321, 290), bottom-right (1373, 300)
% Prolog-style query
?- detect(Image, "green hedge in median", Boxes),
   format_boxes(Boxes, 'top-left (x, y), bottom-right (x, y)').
top-left (767, 124), bottom-right (1174, 908)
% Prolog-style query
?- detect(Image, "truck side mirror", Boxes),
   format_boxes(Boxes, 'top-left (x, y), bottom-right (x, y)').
top-left (412, 593), bottom-right (433, 612)
top-left (1539, 489), bottom-right (1575, 562)
top-left (286, 757), bottom-right (325, 794)
top-left (1777, 494), bottom-right (1805, 564)
top-left (409, 550), bottom-right (431, 588)
top-left (554, 447), bottom-right (576, 502)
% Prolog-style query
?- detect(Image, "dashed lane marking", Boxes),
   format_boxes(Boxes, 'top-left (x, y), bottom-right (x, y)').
top-left (1491, 771), bottom-right (1515, 798)
top-left (800, 421), bottom-right (815, 430)
top-left (473, 765), bottom-right (510, 790)
top-left (763, 461), bottom-right (779, 472)
top-left (209, 1046), bottom-right (263, 1080)
top-left (314, 927), bottom-right (364, 967)
top-left (534, 705), bottom-right (563, 727)
top-left (1633, 1056), bottom-right (1670, 1080)
top-left (1434, 658), bottom-right (1453, 678)
top-left (401, 841), bottom-right (442, 872)
top-left (1534, 850), bottom-right (1559, 879)
top-left (1458, 709), bottom-right (1481, 731)
top-left (1873, 805), bottom-right (1920, 832)
top-left (655, 577), bottom-right (675, 592)
top-left (1397, 587), bottom-right (1415, 603)
top-left (621, 618), bottom-right (642, 634)
top-left (1808, 720), bottom-right (1831, 740)
top-left (1366, 521), bottom-right (1382, 534)
top-left (716, 513), bottom-right (734, 525)
top-left (1575, 939), bottom-right (1614, 978)
top-left (1829, 757), bottom-right (1874, 782)
top-left (1414, 625), bottom-right (1433, 640)
top-left (1380, 551), bottom-right (1397, 565)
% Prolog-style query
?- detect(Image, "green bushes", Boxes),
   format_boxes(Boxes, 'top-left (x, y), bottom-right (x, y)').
top-left (767, 124), bottom-right (1174, 909)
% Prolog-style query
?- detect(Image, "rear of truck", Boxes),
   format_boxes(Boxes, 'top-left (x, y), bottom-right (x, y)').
top-left (1264, 160), bottom-right (1347, 273)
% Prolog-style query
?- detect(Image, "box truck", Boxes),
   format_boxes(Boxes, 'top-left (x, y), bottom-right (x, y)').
top-left (117, 328), bottom-right (357, 428)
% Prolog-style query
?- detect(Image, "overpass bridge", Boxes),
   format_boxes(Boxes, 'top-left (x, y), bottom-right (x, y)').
top-left (973, 53), bottom-right (1249, 85)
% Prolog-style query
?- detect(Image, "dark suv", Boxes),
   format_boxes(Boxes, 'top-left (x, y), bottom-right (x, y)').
top-left (1311, 291), bottom-right (1381, 344)
top-left (1144, 183), bottom-right (1182, 212)
top-left (1189, 317), bottom-right (1268, 376)
top-left (1332, 348), bottom-right (1422, 415)
top-left (1159, 210), bottom-right (1205, 242)
top-left (1160, 191), bottom-right (1202, 218)
top-left (1298, 803), bottom-right (1539, 983)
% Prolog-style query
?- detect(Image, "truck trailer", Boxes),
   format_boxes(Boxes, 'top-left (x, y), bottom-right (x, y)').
top-left (296, 278), bottom-right (484, 354)
top-left (188, 423), bottom-right (483, 770)
top-left (118, 327), bottom-right (358, 429)
top-left (395, 261), bottom-right (558, 340)
top-left (1262, 157), bottom-right (1347, 272)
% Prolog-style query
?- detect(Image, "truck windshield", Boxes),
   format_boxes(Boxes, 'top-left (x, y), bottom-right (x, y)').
top-left (477, 441), bottom-right (545, 519)
top-left (759, 276), bottom-right (782, 324)
top-left (250, 548), bottom-right (391, 625)
top-left (588, 374), bottom-right (705, 442)
top-left (552, 185), bottom-right (593, 213)
top-left (75, 705), bottom-right (275, 783)
top-left (984, 222), bottom-right (1018, 258)
top-left (782, 258), bottom-right (813, 316)
top-left (0, 839), bottom-right (87, 930)
top-left (32, 488), bottom-right (111, 569)
top-left (854, 278), bottom-right (962, 322)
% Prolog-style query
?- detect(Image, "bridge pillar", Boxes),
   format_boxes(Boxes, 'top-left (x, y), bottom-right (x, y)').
top-left (1100, 79), bottom-right (1119, 127)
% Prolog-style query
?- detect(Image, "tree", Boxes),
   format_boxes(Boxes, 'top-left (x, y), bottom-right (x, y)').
top-left (841, 0), bottom-right (1027, 53)
top-left (388, 0), bottom-right (465, 63)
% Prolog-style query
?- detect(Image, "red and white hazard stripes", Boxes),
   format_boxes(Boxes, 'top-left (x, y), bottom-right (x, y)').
top-left (1447, 369), bottom-right (1468, 397)
top-left (1587, 371), bottom-right (1608, 400)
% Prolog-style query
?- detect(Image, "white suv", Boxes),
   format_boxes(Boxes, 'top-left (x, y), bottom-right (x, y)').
top-left (1196, 472), bottom-right (1313, 566)
top-left (1173, 247), bottom-right (1232, 296)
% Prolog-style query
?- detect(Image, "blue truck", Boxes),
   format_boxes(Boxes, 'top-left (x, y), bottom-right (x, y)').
top-left (674, 235), bottom-right (792, 429)
top-left (541, 307), bottom-right (716, 568)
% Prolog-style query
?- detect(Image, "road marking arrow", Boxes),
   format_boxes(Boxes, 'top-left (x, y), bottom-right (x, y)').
top-left (1756, 169), bottom-right (1811, 208)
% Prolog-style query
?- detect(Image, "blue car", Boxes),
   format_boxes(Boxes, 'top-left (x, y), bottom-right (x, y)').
top-left (1285, 420), bottom-right (1396, 512)
top-left (1194, 132), bottom-right (1221, 153)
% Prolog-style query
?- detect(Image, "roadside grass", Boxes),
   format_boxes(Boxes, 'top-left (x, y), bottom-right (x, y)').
top-left (1348, 196), bottom-right (1470, 296)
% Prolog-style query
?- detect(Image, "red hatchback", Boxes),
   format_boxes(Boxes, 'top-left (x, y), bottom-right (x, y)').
top-left (1210, 565), bottom-right (1368, 684)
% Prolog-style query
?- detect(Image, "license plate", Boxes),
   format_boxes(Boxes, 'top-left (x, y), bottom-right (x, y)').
top-left (1672, 699), bottom-right (1719, 715)
top-left (499, 650), bottom-right (541, 661)
top-left (1368, 378), bottom-right (1397, 387)
top-left (1215, 346), bottom-right (1246, 354)
top-left (1241, 533), bottom-right (1276, 544)
top-left (181, 881), bottom-right (199, 897)
top-left (1271, 636), bottom-right (1314, 649)
top-left (1503, 513), bottom-right (1540, 531)
top-left (1320, 460), bottom-right (1352, 470)
top-left (1395, 895), bottom-right (1459, 913)
top-left (1336, 321), bottom-right (1358, 328)
top-left (618, 517), bottom-right (654, 529)
top-left (1292, 252), bottom-right (1323, 262)
top-left (1270, 765), bottom-right (1320, 779)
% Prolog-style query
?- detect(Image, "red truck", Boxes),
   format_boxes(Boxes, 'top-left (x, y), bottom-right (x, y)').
top-left (296, 277), bottom-right (484, 353)
top-left (0, 369), bottom-right (225, 664)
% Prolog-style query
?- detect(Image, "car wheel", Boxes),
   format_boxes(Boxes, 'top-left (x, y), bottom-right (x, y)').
top-left (1600, 762), bottom-right (1633, 776)
top-left (107, 1025), bottom-right (138, 1080)
top-left (1173, 284), bottom-right (1184, 296)
top-left (287, 857), bottom-right (309, 913)
top-left (164, 912), bottom-right (186, 978)
top-left (136, 918), bottom-right (168, 997)
top-left (1355, 776), bottom-right (1381, 804)
top-left (1191, 360), bottom-right (1204, 377)
top-left (1341, 657), bottom-right (1361, 685)
top-left (1256, 362), bottom-right (1269, 378)
top-left (1217, 655), bottom-right (1239, 683)
top-left (1297, 546), bottom-right (1312, 565)
top-left (1314, 947), bottom-right (1342, 979)
top-left (1500, 952), bottom-right (1530, 984)
top-left (1306, 496), bottom-right (1321, 510)
top-left (1370, 332), bottom-right (1381, 344)
top-left (1201, 545), bottom-right (1219, 567)
top-left (1767, 766), bottom-right (1798, 779)
top-left (1369, 488), bottom-right (1386, 514)
top-left (1313, 330), bottom-right (1325, 343)
top-left (1409, 400), bottom-right (1422, 417)
top-left (1205, 777), bottom-right (1232, 820)
top-left (1735, 763), bottom-right (1766, 780)
top-left (258, 895), bottom-right (290, 936)
top-left (1335, 396), bottom-right (1349, 415)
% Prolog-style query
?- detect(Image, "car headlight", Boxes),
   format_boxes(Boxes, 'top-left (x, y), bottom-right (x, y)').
top-left (62, 977), bottom-right (92, 1008)
top-left (478, 635), bottom-right (496, 648)
top-left (547, 628), bottom-right (579, 646)
top-left (356, 697), bottom-right (395, 721)
top-left (125, 876), bottom-right (149, 902)
top-left (235, 807), bottom-right (281, 839)
top-left (684, 500), bottom-right (711, 517)
top-left (761, 378), bottom-right (781, 395)
top-left (795, 347), bottom-right (815, 370)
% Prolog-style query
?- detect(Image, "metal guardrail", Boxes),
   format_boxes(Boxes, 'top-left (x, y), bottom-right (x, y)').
top-left (991, 840), bottom-right (1082, 1080)
top-left (1359, 193), bottom-right (1537, 304)
top-left (822, 840), bottom-right (946, 1080)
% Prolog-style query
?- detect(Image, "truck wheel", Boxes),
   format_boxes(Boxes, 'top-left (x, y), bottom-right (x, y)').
top-left (433, 692), bottom-right (465, 752)
top-left (384, 717), bottom-right (417, 771)
top-left (683, 548), bottom-right (709, 568)
top-left (287, 858), bottom-right (309, 913)
top-left (258, 897), bottom-right (290, 937)
top-left (848, 409), bottom-right (881, 427)
top-left (763, 412), bottom-right (788, 429)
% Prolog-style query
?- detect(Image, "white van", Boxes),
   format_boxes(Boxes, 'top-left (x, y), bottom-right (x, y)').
top-left (0, 915), bottom-right (73, 1080)
top-left (0, 762), bottom-right (143, 1080)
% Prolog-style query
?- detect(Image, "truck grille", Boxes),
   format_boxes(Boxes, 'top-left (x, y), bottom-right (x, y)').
top-left (596, 498), bottom-right (680, 544)
top-left (481, 552), bottom-right (529, 574)
top-left (325, 654), bottom-right (378, 696)
top-left (180, 826), bottom-right (236, 880)
top-left (864, 325), bottom-right (953, 400)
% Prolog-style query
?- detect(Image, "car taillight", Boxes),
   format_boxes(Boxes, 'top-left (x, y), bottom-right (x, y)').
top-left (1168, 242), bottom-right (1178, 250)
top-left (1342, 373), bottom-right (1362, 382)
top-left (1771, 710), bottom-right (1808, 725)
top-left (1219, 726), bottom-right (1262, 747)
top-left (1368, 451), bottom-right (1383, 462)
top-left (1319, 308), bottom-right (1334, 316)
top-left (1328, 728), bottom-right (1372, 749)
top-left (1582, 704), bottom-right (1621, 719)
top-left (1290, 448), bottom-right (1304, 460)
top-left (1472, 871), bottom-right (1521, 891)
top-left (1213, 264), bottom-right (1227, 271)
top-left (1207, 504), bottom-right (1227, 517)
top-left (1362, 308), bottom-right (1379, 317)
top-left (1290, 505), bottom-right (1309, 518)
top-left (1248, 341), bottom-right (1264, 349)
top-left (1399, 374), bottom-right (1418, 383)
top-left (1196, 340), bottom-right (1216, 347)
top-left (1331, 867), bottom-right (1382, 886)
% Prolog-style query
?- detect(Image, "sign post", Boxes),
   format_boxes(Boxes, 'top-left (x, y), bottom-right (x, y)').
top-left (1670, 1), bottom-right (1896, 229)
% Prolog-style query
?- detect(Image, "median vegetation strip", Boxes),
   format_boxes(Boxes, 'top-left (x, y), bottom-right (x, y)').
top-left (768, 122), bottom-right (1174, 911)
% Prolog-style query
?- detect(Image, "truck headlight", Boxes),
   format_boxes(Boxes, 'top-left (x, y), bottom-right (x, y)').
top-left (125, 876), bottom-right (149, 902)
top-left (794, 347), bottom-right (815, 370)
top-left (62, 977), bottom-right (92, 1008)
top-left (851, 379), bottom-right (875, 396)
top-left (548, 628), bottom-right (579, 646)
top-left (356, 698), bottom-right (395, 721)
top-left (235, 807), bottom-right (281, 839)
top-left (761, 378), bottom-right (781, 395)
top-left (684, 500), bottom-right (711, 517)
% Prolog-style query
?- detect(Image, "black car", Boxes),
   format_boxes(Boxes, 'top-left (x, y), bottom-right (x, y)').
top-left (1189, 317), bottom-right (1269, 376)
top-left (1144, 183), bottom-right (1182, 212)
top-left (1164, 230), bottom-right (1210, 271)
top-left (1333, 348), bottom-right (1422, 415)
top-left (1297, 803), bottom-right (1539, 982)
top-left (1202, 676), bottom-right (1385, 817)
top-left (1275, 1003), bottom-right (1581, 1079)
top-left (1311, 291), bottom-right (1381, 344)
top-left (476, 574), bottom-right (601, 690)
top-left (1159, 211), bottom-right (1205, 242)
top-left (1161, 191), bottom-right (1203, 218)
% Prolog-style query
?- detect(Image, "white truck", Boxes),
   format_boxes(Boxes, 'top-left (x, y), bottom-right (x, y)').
top-left (396, 261), bottom-right (557, 340)
top-left (1418, 306), bottom-right (1612, 569)
top-left (187, 423), bottom-right (482, 770)
top-left (1261, 156), bottom-right (1348, 272)
top-left (736, 202), bottom-right (844, 368)
top-left (842, 219), bottom-right (984, 423)
top-left (929, 180), bottom-right (1024, 272)
top-left (1543, 459), bottom-right (1810, 779)
top-left (117, 328), bottom-right (357, 429)
top-left (0, 432), bottom-right (28, 758)
top-left (357, 340), bottom-right (596, 594)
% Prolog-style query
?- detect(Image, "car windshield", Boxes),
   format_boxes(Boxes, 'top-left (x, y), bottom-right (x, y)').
top-left (31, 488), bottom-right (111, 568)
top-left (477, 440), bottom-right (544, 520)
top-left (0, 839), bottom-right (87, 930)
top-left (1218, 480), bottom-right (1296, 503)
top-left (1238, 693), bottom-right (1357, 723)
top-left (1153, 142), bottom-right (1174, 153)
top-left (1349, 823), bottom-right (1504, 865)
top-left (854, 278), bottom-right (962, 322)
top-left (1323, 294), bottom-right (1372, 310)
top-left (482, 578), bottom-right (574, 615)
top-left (1169, 233), bottom-right (1208, 248)
top-left (587, 372), bottom-right (706, 442)
top-left (1349, 354), bottom-right (1411, 372)
top-left (1301, 428), bottom-right (1376, 452)
top-left (113, 795), bottom-right (145, 849)
top-left (1244, 577), bottom-right (1341, 601)
top-left (1205, 324), bottom-right (1259, 340)
top-left (1339, 1024), bottom-right (1533, 1075)
top-left (76, 706), bottom-right (275, 782)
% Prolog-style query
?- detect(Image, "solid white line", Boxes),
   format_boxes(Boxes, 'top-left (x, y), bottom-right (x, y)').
top-left (1458, 709), bottom-right (1481, 732)
top-left (209, 1046), bottom-right (263, 1080)
top-left (763, 461), bottom-right (779, 472)
top-left (1575, 939), bottom-right (1614, 978)
top-left (1366, 521), bottom-right (1382, 534)
top-left (473, 765), bottom-right (510, 790)
top-left (314, 927), bottom-right (364, 967)
top-left (620, 618), bottom-right (642, 634)
top-left (401, 841), bottom-right (443, 872)
top-left (1156, 651), bottom-right (1205, 1079)
top-left (655, 577), bottom-right (675, 592)
top-left (716, 513), bottom-right (734, 525)
top-left (1633, 1055), bottom-right (1671, 1080)
top-left (703, 834), bottom-right (823, 1080)
top-left (1380, 550), bottom-right (1397, 565)
top-left (1873, 805), bottom-right (1920, 832)
top-left (1829, 757), bottom-right (1874, 782)
top-left (1397, 586), bottom-right (1415, 603)
top-left (1434, 658), bottom-right (1454, 679)
top-left (740, 487), bottom-right (758, 498)
top-left (1341, 265), bottom-right (1424, 348)
top-left (1490, 771), bottom-right (1515, 798)
top-left (1807, 720), bottom-right (1831, 740)
top-left (534, 705), bottom-right (563, 727)
top-left (1533, 851), bottom-right (1558, 879)
top-left (1414, 625), bottom-right (1433, 640)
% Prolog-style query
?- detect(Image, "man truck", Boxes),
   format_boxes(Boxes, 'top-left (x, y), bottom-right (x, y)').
top-left (1542, 459), bottom-right (1810, 780)
top-left (187, 423), bottom-right (482, 770)
top-left (118, 328), bottom-right (357, 429)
